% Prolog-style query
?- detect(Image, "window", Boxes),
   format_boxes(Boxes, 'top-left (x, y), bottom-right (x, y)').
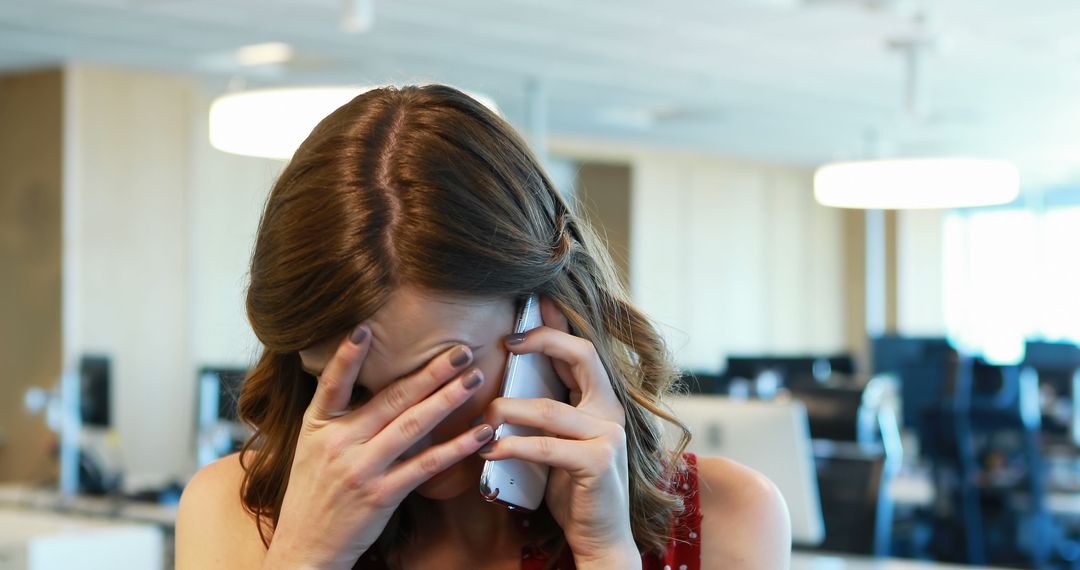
top-left (943, 206), bottom-right (1080, 363)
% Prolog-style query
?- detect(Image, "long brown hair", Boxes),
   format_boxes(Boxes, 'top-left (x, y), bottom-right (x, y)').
top-left (238, 84), bottom-right (691, 566)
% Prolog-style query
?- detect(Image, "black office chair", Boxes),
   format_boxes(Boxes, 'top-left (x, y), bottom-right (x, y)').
top-left (814, 449), bottom-right (890, 555)
top-left (789, 376), bottom-right (902, 557)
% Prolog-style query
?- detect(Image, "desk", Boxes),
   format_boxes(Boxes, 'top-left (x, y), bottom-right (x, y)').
top-left (0, 484), bottom-right (177, 528)
top-left (890, 471), bottom-right (1080, 517)
top-left (793, 552), bottom-right (1006, 569)
top-left (0, 507), bottom-right (162, 569)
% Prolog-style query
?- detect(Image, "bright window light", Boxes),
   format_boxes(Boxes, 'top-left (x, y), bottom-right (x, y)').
top-left (814, 158), bottom-right (1020, 209)
top-left (209, 87), bottom-right (500, 160)
top-left (943, 206), bottom-right (1080, 364)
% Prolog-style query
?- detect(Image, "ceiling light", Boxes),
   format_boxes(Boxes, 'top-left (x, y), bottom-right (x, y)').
top-left (234, 42), bottom-right (294, 66)
top-left (813, 158), bottom-right (1020, 209)
top-left (209, 86), bottom-right (500, 160)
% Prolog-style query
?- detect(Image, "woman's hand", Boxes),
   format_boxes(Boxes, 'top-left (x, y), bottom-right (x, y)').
top-left (478, 297), bottom-right (640, 568)
top-left (263, 326), bottom-right (495, 570)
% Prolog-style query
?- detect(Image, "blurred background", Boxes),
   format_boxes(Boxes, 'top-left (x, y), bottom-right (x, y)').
top-left (3, 0), bottom-right (1080, 568)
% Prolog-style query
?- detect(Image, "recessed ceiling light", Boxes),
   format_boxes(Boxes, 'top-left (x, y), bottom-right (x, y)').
top-left (234, 42), bottom-right (294, 67)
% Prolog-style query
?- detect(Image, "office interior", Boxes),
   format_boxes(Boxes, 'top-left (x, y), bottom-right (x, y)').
top-left (3, 1), bottom-right (1080, 569)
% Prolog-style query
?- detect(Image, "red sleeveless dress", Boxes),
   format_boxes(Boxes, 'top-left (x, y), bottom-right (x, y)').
top-left (358, 452), bottom-right (703, 569)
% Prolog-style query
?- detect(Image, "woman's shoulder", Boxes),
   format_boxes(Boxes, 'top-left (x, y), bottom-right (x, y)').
top-left (176, 451), bottom-right (267, 569)
top-left (693, 454), bottom-right (791, 569)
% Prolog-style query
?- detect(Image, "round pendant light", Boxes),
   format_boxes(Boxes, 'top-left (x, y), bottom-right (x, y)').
top-left (813, 158), bottom-right (1020, 209)
top-left (209, 86), bottom-right (500, 160)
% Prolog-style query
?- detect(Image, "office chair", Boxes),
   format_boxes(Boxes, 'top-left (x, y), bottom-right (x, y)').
top-left (920, 358), bottom-right (1054, 567)
top-left (790, 375), bottom-right (903, 557)
top-left (813, 449), bottom-right (888, 555)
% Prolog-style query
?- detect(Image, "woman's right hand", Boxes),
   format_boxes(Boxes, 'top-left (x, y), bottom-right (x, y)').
top-left (262, 325), bottom-right (495, 570)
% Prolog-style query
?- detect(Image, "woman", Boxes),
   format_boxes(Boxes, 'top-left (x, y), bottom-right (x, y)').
top-left (176, 85), bottom-right (790, 569)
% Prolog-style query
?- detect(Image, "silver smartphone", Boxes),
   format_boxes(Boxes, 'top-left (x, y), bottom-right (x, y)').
top-left (479, 295), bottom-right (569, 512)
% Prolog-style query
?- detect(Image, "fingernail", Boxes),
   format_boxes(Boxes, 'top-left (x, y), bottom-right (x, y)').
top-left (450, 345), bottom-right (472, 367)
top-left (478, 441), bottom-right (495, 453)
top-left (350, 325), bottom-right (368, 345)
top-left (462, 368), bottom-right (484, 390)
top-left (474, 425), bottom-right (494, 443)
top-left (506, 333), bottom-right (527, 345)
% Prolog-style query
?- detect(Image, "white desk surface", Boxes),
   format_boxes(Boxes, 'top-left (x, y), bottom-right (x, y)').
top-left (793, 552), bottom-right (1007, 569)
top-left (0, 484), bottom-right (177, 527)
top-left (0, 507), bottom-right (163, 570)
top-left (890, 471), bottom-right (1080, 517)
top-left (0, 507), bottom-right (159, 543)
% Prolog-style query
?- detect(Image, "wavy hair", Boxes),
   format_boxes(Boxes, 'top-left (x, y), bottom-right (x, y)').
top-left (237, 84), bottom-right (690, 567)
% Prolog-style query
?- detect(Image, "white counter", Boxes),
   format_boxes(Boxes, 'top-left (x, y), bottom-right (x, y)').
top-left (0, 508), bottom-right (163, 570)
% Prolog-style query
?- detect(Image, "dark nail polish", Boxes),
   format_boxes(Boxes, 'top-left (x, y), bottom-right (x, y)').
top-left (474, 425), bottom-right (494, 443)
top-left (478, 441), bottom-right (495, 453)
top-left (462, 369), bottom-right (484, 390)
top-left (450, 345), bottom-right (472, 367)
top-left (506, 333), bottom-right (527, 345)
top-left (350, 325), bottom-right (368, 345)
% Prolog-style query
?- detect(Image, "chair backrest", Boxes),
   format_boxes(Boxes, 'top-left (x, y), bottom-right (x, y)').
top-left (813, 449), bottom-right (889, 556)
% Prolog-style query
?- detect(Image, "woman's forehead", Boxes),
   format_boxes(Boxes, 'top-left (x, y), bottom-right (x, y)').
top-left (298, 287), bottom-right (513, 376)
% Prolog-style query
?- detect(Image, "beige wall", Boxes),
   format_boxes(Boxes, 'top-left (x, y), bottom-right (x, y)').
top-left (896, 209), bottom-right (947, 336)
top-left (62, 65), bottom-right (277, 484)
top-left (552, 138), bottom-right (851, 372)
top-left (64, 65), bottom-right (196, 483)
top-left (842, 209), bottom-right (868, 368)
top-left (576, 162), bottom-right (632, 288)
top-left (0, 69), bottom-right (63, 482)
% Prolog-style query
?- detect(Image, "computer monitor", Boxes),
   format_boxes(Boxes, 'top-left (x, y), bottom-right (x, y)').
top-left (871, 335), bottom-right (956, 435)
top-left (197, 367), bottom-right (246, 423)
top-left (677, 370), bottom-right (724, 394)
top-left (723, 354), bottom-right (855, 388)
top-left (79, 355), bottom-right (111, 428)
top-left (196, 367), bottom-right (249, 467)
top-left (1022, 341), bottom-right (1080, 440)
top-left (663, 395), bottom-right (825, 546)
top-left (786, 385), bottom-right (865, 442)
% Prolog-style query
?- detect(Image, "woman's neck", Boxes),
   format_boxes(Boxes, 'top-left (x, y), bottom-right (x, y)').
top-left (408, 487), bottom-right (525, 555)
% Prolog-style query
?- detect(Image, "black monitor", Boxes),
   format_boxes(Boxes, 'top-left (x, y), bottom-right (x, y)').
top-left (1022, 341), bottom-right (1080, 437)
top-left (1024, 341), bottom-right (1080, 368)
top-left (787, 384), bottom-right (865, 442)
top-left (871, 335), bottom-right (956, 435)
top-left (723, 354), bottom-right (855, 388)
top-left (197, 367), bottom-right (247, 423)
top-left (195, 367), bottom-right (249, 466)
top-left (677, 371), bottom-right (724, 394)
top-left (79, 355), bottom-right (111, 428)
top-left (1023, 341), bottom-right (1080, 393)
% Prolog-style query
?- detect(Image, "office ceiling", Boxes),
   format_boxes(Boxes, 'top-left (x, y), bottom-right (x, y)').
top-left (3, 0), bottom-right (1080, 186)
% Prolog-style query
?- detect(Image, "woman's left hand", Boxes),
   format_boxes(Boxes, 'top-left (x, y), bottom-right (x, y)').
top-left (479, 296), bottom-right (639, 567)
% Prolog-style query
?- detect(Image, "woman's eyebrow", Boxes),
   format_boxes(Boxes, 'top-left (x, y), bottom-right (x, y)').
top-left (390, 340), bottom-right (484, 381)
top-left (301, 340), bottom-right (484, 381)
